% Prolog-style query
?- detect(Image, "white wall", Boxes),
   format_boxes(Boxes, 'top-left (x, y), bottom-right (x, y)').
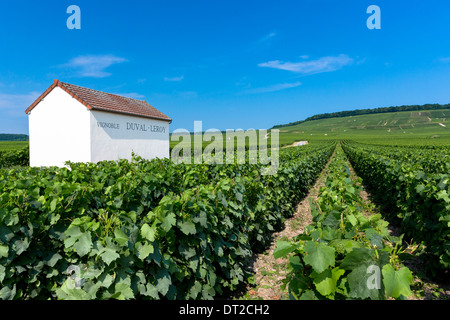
top-left (89, 110), bottom-right (169, 163)
top-left (28, 87), bottom-right (91, 167)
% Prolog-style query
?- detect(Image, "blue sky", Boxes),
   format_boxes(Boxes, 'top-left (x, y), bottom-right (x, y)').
top-left (1, 0), bottom-right (450, 134)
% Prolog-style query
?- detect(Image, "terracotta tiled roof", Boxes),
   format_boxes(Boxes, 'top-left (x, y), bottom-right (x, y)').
top-left (25, 79), bottom-right (172, 122)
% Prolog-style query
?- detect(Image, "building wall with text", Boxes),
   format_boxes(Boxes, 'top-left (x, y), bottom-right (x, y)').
top-left (89, 110), bottom-right (169, 163)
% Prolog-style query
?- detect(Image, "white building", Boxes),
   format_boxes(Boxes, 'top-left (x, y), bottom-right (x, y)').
top-left (25, 80), bottom-right (172, 167)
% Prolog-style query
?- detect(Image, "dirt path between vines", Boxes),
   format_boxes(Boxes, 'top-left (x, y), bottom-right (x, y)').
top-left (239, 151), bottom-right (335, 300)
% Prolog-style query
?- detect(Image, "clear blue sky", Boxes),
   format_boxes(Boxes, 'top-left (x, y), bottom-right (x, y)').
top-left (1, 0), bottom-right (450, 134)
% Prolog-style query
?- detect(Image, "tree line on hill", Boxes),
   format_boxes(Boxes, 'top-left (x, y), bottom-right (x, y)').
top-left (272, 103), bottom-right (450, 129)
top-left (0, 134), bottom-right (29, 141)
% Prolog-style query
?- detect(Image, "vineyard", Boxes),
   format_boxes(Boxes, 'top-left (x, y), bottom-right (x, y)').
top-left (276, 145), bottom-right (418, 299)
top-left (0, 142), bottom-right (334, 299)
top-left (342, 141), bottom-right (450, 276)
top-left (0, 138), bottom-right (448, 300)
top-left (0, 147), bottom-right (29, 169)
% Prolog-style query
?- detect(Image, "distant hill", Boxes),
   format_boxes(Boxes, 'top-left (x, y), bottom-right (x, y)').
top-left (0, 134), bottom-right (29, 141)
top-left (272, 103), bottom-right (450, 129)
top-left (275, 107), bottom-right (450, 146)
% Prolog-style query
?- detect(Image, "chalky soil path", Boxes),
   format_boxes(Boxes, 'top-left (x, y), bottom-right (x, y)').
top-left (240, 150), bottom-right (335, 300)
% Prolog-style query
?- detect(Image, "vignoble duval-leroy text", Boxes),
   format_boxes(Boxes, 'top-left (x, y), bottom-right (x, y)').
top-left (96, 121), bottom-right (166, 133)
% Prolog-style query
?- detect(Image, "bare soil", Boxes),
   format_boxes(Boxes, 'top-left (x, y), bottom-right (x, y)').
top-left (240, 152), bottom-right (334, 300)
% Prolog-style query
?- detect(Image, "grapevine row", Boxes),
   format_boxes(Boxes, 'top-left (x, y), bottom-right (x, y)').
top-left (0, 142), bottom-right (334, 299)
top-left (275, 145), bottom-right (414, 300)
top-left (342, 140), bottom-right (450, 276)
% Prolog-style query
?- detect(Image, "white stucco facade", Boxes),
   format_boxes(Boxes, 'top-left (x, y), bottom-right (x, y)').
top-left (28, 87), bottom-right (91, 167)
top-left (27, 86), bottom-right (170, 167)
top-left (89, 110), bottom-right (169, 163)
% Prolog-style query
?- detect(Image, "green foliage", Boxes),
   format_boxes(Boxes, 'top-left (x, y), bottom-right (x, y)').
top-left (0, 147), bottom-right (29, 168)
top-left (342, 140), bottom-right (450, 276)
top-left (274, 146), bottom-right (414, 300)
top-left (0, 142), bottom-right (335, 300)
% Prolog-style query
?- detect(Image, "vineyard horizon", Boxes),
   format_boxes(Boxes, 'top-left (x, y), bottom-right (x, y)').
top-left (0, 103), bottom-right (448, 301)
top-left (2, 103), bottom-right (450, 153)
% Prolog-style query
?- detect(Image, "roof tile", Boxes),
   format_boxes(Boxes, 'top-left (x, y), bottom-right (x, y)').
top-left (25, 80), bottom-right (172, 122)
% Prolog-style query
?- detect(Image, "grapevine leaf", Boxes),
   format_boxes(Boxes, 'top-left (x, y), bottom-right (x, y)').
top-left (178, 220), bottom-right (197, 235)
top-left (50, 199), bottom-right (57, 212)
top-left (0, 285), bottom-right (16, 300)
top-left (12, 238), bottom-right (30, 256)
top-left (136, 242), bottom-right (154, 260)
top-left (145, 283), bottom-right (159, 299)
top-left (273, 241), bottom-right (299, 259)
top-left (113, 228), bottom-right (129, 247)
top-left (56, 282), bottom-right (91, 300)
top-left (161, 212), bottom-right (176, 232)
top-left (436, 190), bottom-right (449, 202)
top-left (303, 241), bottom-right (335, 273)
top-left (44, 252), bottom-right (63, 267)
top-left (179, 245), bottom-right (196, 259)
top-left (67, 288), bottom-right (92, 300)
top-left (100, 247), bottom-right (120, 265)
top-left (73, 233), bottom-right (92, 257)
top-left (113, 196), bottom-right (123, 209)
top-left (4, 212), bottom-right (19, 226)
top-left (189, 257), bottom-right (199, 271)
top-left (140, 223), bottom-right (155, 242)
top-left (196, 211), bottom-right (208, 228)
top-left (156, 269), bottom-right (172, 296)
top-left (346, 264), bottom-right (381, 300)
top-left (312, 267), bottom-right (345, 298)
top-left (0, 265), bottom-right (5, 283)
top-left (299, 290), bottom-right (319, 300)
top-left (0, 243), bottom-right (9, 258)
top-left (347, 213), bottom-right (358, 226)
top-left (415, 184), bottom-right (425, 194)
top-left (364, 228), bottom-right (384, 248)
top-left (382, 264), bottom-right (412, 299)
top-left (114, 282), bottom-right (135, 300)
top-left (30, 200), bottom-right (42, 209)
top-left (98, 273), bottom-right (114, 289)
top-left (63, 226), bottom-right (82, 248)
top-left (337, 247), bottom-right (384, 299)
top-left (322, 213), bottom-right (340, 229)
top-left (202, 283), bottom-right (215, 300)
top-left (340, 248), bottom-right (374, 270)
top-left (189, 281), bottom-right (202, 299)
top-left (328, 239), bottom-right (363, 254)
top-left (0, 226), bottom-right (14, 243)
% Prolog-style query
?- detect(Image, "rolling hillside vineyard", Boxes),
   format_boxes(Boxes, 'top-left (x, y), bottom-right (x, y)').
top-left (0, 108), bottom-right (449, 300)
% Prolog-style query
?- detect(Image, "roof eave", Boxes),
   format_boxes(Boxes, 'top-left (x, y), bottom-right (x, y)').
top-left (25, 80), bottom-right (171, 124)
top-left (25, 79), bottom-right (59, 114)
top-left (90, 107), bottom-right (172, 123)
top-left (25, 79), bottom-right (93, 114)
